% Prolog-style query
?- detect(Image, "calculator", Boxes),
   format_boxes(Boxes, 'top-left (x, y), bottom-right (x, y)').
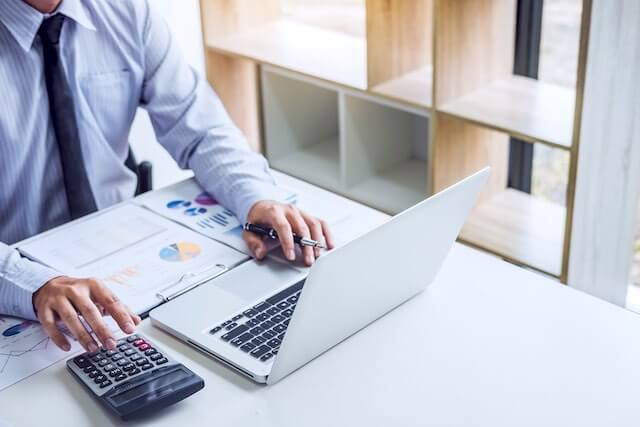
top-left (67, 334), bottom-right (204, 420)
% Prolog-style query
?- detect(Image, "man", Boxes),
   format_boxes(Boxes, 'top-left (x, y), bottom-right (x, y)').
top-left (0, 0), bottom-right (333, 353)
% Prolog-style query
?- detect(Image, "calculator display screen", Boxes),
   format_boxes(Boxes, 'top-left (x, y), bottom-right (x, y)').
top-left (109, 368), bottom-right (190, 405)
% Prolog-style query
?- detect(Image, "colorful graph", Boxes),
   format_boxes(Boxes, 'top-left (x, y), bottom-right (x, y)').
top-left (159, 242), bottom-right (201, 262)
top-left (184, 207), bottom-right (207, 216)
top-left (166, 200), bottom-right (192, 209)
top-left (195, 192), bottom-right (217, 206)
top-left (2, 321), bottom-right (32, 337)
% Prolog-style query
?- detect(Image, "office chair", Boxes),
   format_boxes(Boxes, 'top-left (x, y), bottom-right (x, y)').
top-left (125, 148), bottom-right (153, 196)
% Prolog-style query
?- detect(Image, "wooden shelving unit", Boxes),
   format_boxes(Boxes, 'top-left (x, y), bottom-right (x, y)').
top-left (198, 0), bottom-right (591, 280)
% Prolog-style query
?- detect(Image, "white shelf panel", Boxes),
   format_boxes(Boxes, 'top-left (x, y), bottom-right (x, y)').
top-left (207, 19), bottom-right (367, 89)
top-left (346, 160), bottom-right (428, 214)
top-left (271, 137), bottom-right (342, 192)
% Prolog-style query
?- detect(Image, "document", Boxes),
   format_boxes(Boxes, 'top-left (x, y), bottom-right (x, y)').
top-left (0, 315), bottom-right (80, 392)
top-left (141, 179), bottom-right (297, 255)
top-left (18, 204), bottom-right (248, 314)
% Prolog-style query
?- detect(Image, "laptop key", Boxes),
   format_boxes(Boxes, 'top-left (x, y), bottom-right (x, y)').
top-left (232, 314), bottom-right (244, 321)
top-left (262, 330), bottom-right (276, 339)
top-left (253, 302), bottom-right (271, 312)
top-left (210, 326), bottom-right (222, 334)
top-left (287, 295), bottom-right (298, 304)
top-left (221, 324), bottom-right (249, 341)
top-left (277, 333), bottom-right (285, 341)
top-left (256, 313), bottom-right (269, 322)
top-left (260, 352), bottom-right (274, 362)
top-left (249, 327), bottom-right (265, 335)
top-left (230, 337), bottom-right (244, 347)
top-left (281, 309), bottom-right (294, 318)
top-left (273, 324), bottom-right (286, 334)
top-left (251, 336), bottom-right (266, 345)
top-left (225, 322), bottom-right (238, 331)
top-left (271, 314), bottom-right (285, 323)
top-left (243, 309), bottom-right (258, 318)
top-left (237, 332), bottom-right (254, 342)
top-left (266, 307), bottom-right (280, 316)
top-left (267, 338), bottom-right (281, 348)
top-left (261, 320), bottom-right (275, 329)
top-left (240, 343), bottom-right (256, 352)
top-left (276, 301), bottom-right (290, 310)
top-left (246, 319), bottom-right (260, 327)
top-left (249, 345), bottom-right (271, 358)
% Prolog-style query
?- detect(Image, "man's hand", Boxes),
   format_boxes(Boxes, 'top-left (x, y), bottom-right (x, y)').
top-left (33, 277), bottom-right (141, 352)
top-left (244, 201), bottom-right (335, 266)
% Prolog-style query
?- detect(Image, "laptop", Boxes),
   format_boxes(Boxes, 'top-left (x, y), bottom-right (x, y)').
top-left (150, 168), bottom-right (489, 384)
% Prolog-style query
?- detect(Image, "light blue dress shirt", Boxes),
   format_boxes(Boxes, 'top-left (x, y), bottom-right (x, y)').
top-left (0, 0), bottom-right (282, 320)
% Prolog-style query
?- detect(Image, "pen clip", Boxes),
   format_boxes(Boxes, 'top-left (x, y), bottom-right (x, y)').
top-left (156, 263), bottom-right (228, 302)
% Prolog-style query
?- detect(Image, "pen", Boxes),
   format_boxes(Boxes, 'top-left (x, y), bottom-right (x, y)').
top-left (243, 223), bottom-right (327, 249)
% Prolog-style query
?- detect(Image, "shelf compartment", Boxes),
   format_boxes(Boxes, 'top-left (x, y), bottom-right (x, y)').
top-left (262, 69), bottom-right (342, 191)
top-left (439, 76), bottom-right (575, 148)
top-left (207, 19), bottom-right (367, 89)
top-left (343, 93), bottom-right (430, 214)
top-left (460, 189), bottom-right (566, 276)
top-left (371, 66), bottom-right (433, 109)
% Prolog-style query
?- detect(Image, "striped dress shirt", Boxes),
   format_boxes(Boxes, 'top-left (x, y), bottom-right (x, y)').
top-left (0, 0), bottom-right (281, 320)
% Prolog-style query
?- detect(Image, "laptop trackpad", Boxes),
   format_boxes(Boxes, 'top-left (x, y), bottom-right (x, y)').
top-left (213, 258), bottom-right (306, 302)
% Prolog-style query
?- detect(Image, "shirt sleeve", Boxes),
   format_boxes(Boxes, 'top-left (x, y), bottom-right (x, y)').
top-left (138, 1), bottom-right (284, 224)
top-left (0, 242), bottom-right (61, 320)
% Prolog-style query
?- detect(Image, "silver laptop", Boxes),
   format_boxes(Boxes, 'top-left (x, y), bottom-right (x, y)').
top-left (150, 168), bottom-right (489, 384)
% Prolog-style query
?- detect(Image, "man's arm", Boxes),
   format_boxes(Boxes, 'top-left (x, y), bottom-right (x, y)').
top-left (138, 2), bottom-right (334, 265)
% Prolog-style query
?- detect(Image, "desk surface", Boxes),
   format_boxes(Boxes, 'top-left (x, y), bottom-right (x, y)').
top-left (2, 173), bottom-right (640, 427)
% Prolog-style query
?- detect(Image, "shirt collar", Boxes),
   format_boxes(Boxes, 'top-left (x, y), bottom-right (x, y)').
top-left (0, 0), bottom-right (96, 52)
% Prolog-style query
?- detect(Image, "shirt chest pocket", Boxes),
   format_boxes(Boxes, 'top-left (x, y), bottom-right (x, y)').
top-left (79, 70), bottom-right (139, 145)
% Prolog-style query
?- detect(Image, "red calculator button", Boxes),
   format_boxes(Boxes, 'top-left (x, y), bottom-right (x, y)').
top-left (132, 339), bottom-right (145, 347)
top-left (138, 343), bottom-right (150, 351)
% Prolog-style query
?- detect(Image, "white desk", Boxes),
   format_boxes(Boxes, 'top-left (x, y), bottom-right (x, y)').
top-left (2, 173), bottom-right (640, 426)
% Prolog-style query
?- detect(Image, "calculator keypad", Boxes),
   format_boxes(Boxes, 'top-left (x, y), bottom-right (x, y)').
top-left (70, 334), bottom-right (174, 394)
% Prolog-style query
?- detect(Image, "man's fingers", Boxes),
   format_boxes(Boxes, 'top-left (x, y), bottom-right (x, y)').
top-left (39, 308), bottom-right (71, 351)
top-left (90, 282), bottom-right (136, 337)
top-left (73, 295), bottom-right (114, 349)
top-left (55, 300), bottom-right (97, 352)
top-left (272, 213), bottom-right (296, 261)
top-left (320, 219), bottom-right (335, 249)
top-left (301, 211), bottom-right (325, 258)
top-left (287, 209), bottom-right (314, 266)
top-left (243, 231), bottom-right (267, 259)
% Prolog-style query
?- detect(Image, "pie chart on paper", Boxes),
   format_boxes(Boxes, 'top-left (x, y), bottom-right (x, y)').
top-left (159, 242), bottom-right (202, 262)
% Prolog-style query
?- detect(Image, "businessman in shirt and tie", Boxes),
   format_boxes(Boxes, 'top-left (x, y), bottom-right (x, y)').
top-left (0, 0), bottom-right (334, 353)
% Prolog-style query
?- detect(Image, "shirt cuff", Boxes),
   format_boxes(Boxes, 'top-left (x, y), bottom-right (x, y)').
top-left (6, 257), bottom-right (61, 320)
top-left (234, 181), bottom-right (293, 225)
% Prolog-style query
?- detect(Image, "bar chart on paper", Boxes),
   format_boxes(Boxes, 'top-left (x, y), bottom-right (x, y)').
top-left (0, 316), bottom-right (80, 392)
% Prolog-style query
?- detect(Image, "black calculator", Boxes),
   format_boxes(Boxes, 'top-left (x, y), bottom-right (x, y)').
top-left (67, 333), bottom-right (204, 420)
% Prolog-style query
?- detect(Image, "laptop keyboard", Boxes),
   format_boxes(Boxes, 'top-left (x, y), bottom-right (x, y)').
top-left (208, 280), bottom-right (304, 362)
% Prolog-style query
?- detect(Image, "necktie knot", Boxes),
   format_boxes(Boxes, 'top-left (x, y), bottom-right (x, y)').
top-left (39, 14), bottom-right (65, 45)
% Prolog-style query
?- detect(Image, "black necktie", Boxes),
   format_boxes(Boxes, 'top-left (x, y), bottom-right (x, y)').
top-left (39, 14), bottom-right (97, 220)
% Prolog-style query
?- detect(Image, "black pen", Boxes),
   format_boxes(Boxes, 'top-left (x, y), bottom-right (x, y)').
top-left (243, 223), bottom-right (327, 249)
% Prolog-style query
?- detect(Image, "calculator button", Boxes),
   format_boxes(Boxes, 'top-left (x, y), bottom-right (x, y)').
top-left (98, 359), bottom-right (109, 367)
top-left (138, 343), bottom-right (150, 351)
top-left (122, 363), bottom-right (136, 372)
top-left (99, 380), bottom-right (112, 388)
top-left (73, 356), bottom-right (91, 368)
top-left (150, 353), bottom-right (163, 361)
top-left (126, 335), bottom-right (140, 343)
top-left (124, 349), bottom-right (136, 357)
top-left (132, 339), bottom-right (145, 347)
top-left (136, 358), bottom-right (149, 366)
top-left (103, 363), bottom-right (116, 372)
top-left (144, 348), bottom-right (157, 356)
top-left (128, 368), bottom-right (141, 375)
top-left (105, 350), bottom-right (117, 357)
top-left (141, 363), bottom-right (153, 371)
top-left (118, 344), bottom-right (130, 352)
top-left (116, 360), bottom-right (128, 367)
top-left (111, 354), bottom-right (124, 362)
top-left (130, 354), bottom-right (142, 362)
top-left (88, 370), bottom-right (100, 378)
top-left (94, 375), bottom-right (107, 384)
top-left (116, 339), bottom-right (127, 346)
top-left (114, 374), bottom-right (127, 382)
top-left (109, 369), bottom-right (123, 378)
top-left (83, 365), bottom-right (95, 373)
top-left (90, 354), bottom-right (105, 362)
top-left (155, 358), bottom-right (168, 365)
top-left (87, 350), bottom-right (100, 358)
